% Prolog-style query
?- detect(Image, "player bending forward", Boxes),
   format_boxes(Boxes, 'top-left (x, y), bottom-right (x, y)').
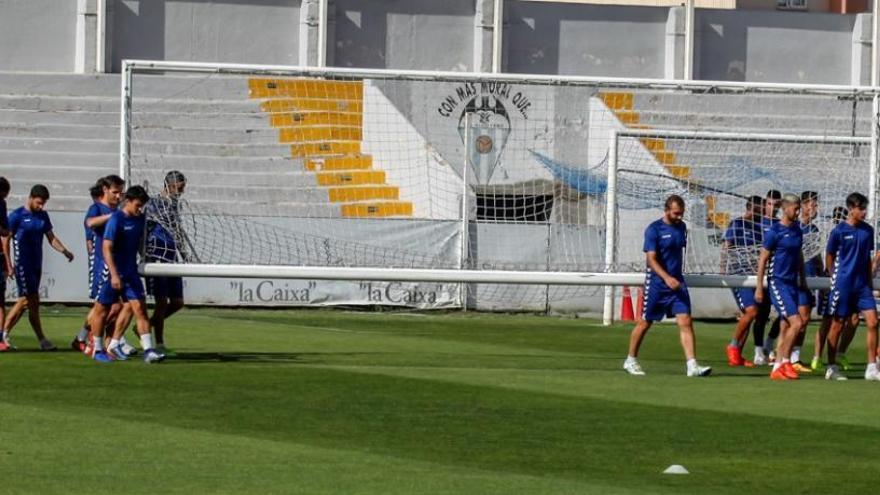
top-left (623, 195), bottom-right (711, 377)
top-left (89, 186), bottom-right (165, 364)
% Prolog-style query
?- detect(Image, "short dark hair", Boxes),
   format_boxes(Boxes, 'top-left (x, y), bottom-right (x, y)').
top-left (801, 191), bottom-right (818, 202)
top-left (124, 185), bottom-right (149, 204)
top-left (89, 183), bottom-right (103, 200)
top-left (747, 195), bottom-right (763, 209)
top-left (0, 177), bottom-right (10, 195)
top-left (832, 206), bottom-right (848, 222)
top-left (164, 170), bottom-right (186, 188)
top-left (766, 190), bottom-right (782, 200)
top-left (29, 184), bottom-right (49, 201)
top-left (665, 194), bottom-right (685, 210)
top-left (104, 174), bottom-right (125, 188)
top-left (846, 192), bottom-right (868, 210)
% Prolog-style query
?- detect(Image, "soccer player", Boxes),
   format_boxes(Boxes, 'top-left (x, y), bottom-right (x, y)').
top-left (145, 170), bottom-right (189, 356)
top-left (788, 190), bottom-right (822, 372)
top-left (90, 185), bottom-right (164, 363)
top-left (623, 195), bottom-right (711, 377)
top-left (755, 193), bottom-right (806, 380)
top-left (0, 177), bottom-right (11, 352)
top-left (722, 195), bottom-right (764, 366)
top-left (824, 192), bottom-right (879, 381)
top-left (2, 185), bottom-right (74, 351)
top-left (811, 205), bottom-right (854, 370)
top-left (750, 190), bottom-right (782, 365)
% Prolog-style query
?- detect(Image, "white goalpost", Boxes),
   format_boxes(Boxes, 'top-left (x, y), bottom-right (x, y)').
top-left (119, 59), bottom-right (880, 319)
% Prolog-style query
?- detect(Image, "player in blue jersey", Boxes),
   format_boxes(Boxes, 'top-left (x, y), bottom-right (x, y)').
top-left (824, 192), bottom-right (879, 381)
top-left (623, 195), bottom-right (711, 377)
top-left (754, 193), bottom-right (806, 380)
top-left (89, 185), bottom-right (164, 363)
top-left (0, 178), bottom-right (11, 352)
top-left (144, 171), bottom-right (190, 356)
top-left (753, 190), bottom-right (783, 366)
top-left (787, 190), bottom-right (822, 373)
top-left (722, 195), bottom-right (764, 367)
top-left (2, 185), bottom-right (74, 351)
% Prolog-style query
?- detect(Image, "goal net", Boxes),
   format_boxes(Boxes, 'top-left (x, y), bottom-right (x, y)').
top-left (121, 60), bottom-right (880, 315)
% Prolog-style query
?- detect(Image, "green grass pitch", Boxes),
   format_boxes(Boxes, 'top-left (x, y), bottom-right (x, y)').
top-left (1, 306), bottom-right (878, 494)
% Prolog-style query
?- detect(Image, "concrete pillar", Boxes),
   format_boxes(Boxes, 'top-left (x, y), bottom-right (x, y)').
top-left (74, 0), bottom-right (98, 73)
top-left (853, 13), bottom-right (873, 86)
top-left (300, 0), bottom-right (321, 66)
top-left (474, 0), bottom-right (495, 72)
top-left (664, 6), bottom-right (686, 80)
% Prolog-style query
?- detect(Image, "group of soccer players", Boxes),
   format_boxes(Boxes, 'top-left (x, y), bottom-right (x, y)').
top-left (0, 171), bottom-right (188, 364)
top-left (625, 190), bottom-right (880, 381)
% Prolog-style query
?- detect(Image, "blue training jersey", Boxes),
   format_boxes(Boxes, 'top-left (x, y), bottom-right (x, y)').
top-left (0, 198), bottom-right (7, 262)
top-left (826, 221), bottom-right (875, 288)
top-left (763, 221), bottom-right (803, 283)
top-left (643, 218), bottom-right (687, 287)
top-left (85, 202), bottom-right (114, 261)
top-left (800, 221), bottom-right (823, 277)
top-left (83, 201), bottom-right (97, 246)
top-left (724, 216), bottom-right (763, 247)
top-left (103, 209), bottom-right (145, 276)
top-left (8, 207), bottom-right (52, 270)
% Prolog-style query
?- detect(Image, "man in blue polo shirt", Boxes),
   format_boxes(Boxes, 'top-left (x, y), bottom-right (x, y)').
top-left (623, 195), bottom-right (711, 377)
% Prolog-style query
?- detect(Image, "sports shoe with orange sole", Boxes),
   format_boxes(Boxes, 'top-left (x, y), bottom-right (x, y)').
top-left (726, 344), bottom-right (744, 366)
top-left (770, 367), bottom-right (790, 380)
top-left (792, 362), bottom-right (812, 373)
top-left (0, 341), bottom-right (8, 352)
top-left (781, 362), bottom-right (799, 379)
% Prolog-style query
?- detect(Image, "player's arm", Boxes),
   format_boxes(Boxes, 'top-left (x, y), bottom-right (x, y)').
top-left (798, 252), bottom-right (808, 290)
top-left (867, 254), bottom-right (875, 291)
top-left (754, 248), bottom-right (770, 303)
top-left (646, 251), bottom-right (680, 291)
top-left (45, 231), bottom-right (74, 262)
top-left (85, 213), bottom-right (112, 229)
top-left (1, 233), bottom-right (10, 278)
top-left (102, 238), bottom-right (121, 290)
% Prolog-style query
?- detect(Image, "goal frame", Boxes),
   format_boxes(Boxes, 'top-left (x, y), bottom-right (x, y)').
top-left (120, 59), bottom-right (880, 322)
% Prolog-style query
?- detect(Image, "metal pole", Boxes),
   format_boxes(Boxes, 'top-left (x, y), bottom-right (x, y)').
top-left (684, 0), bottom-right (695, 80)
top-left (119, 60), bottom-right (132, 183)
top-left (96, 0), bottom-right (106, 72)
top-left (603, 131), bottom-right (619, 326)
top-left (871, 94), bottom-right (879, 224)
top-left (460, 113), bottom-right (472, 311)
top-left (492, 0), bottom-right (504, 73)
top-left (873, 0), bottom-right (879, 86)
top-left (317, 0), bottom-right (328, 67)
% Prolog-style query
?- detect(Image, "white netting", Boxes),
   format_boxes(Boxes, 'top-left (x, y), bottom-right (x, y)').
top-left (611, 131), bottom-right (872, 277)
top-left (123, 64), bottom-right (879, 309)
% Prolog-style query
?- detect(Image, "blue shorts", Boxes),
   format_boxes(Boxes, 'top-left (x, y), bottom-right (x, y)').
top-left (14, 264), bottom-right (40, 297)
top-left (642, 278), bottom-right (690, 322)
top-left (96, 272), bottom-right (145, 306)
top-left (768, 279), bottom-right (800, 318)
top-left (0, 259), bottom-right (6, 302)
top-left (798, 288), bottom-right (816, 308)
top-left (87, 251), bottom-right (95, 298)
top-left (827, 284), bottom-right (877, 318)
top-left (146, 276), bottom-right (184, 300)
top-left (816, 289), bottom-right (830, 316)
top-left (732, 288), bottom-right (757, 312)
top-left (89, 256), bottom-right (106, 300)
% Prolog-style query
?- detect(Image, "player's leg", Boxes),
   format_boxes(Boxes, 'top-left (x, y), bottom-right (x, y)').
top-left (2, 297), bottom-right (27, 348)
top-left (812, 316), bottom-right (831, 369)
top-left (766, 317), bottom-right (781, 363)
top-left (24, 294), bottom-right (54, 350)
top-left (863, 309), bottom-right (879, 380)
top-left (752, 300), bottom-right (771, 364)
top-left (88, 302), bottom-right (113, 363)
top-left (767, 282), bottom-right (800, 380)
top-left (837, 313), bottom-right (859, 370)
top-left (728, 289), bottom-right (757, 366)
top-left (126, 298), bottom-right (164, 363)
top-left (623, 281), bottom-right (666, 375)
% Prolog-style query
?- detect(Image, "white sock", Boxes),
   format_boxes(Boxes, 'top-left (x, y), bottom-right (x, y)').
top-left (772, 362), bottom-right (782, 371)
top-left (77, 327), bottom-right (89, 341)
top-left (140, 333), bottom-right (153, 351)
top-left (868, 363), bottom-right (878, 373)
top-left (108, 338), bottom-right (120, 350)
top-left (686, 358), bottom-right (698, 369)
top-left (92, 336), bottom-right (104, 352)
top-left (754, 347), bottom-right (765, 357)
top-left (791, 347), bottom-right (801, 363)
top-left (782, 358), bottom-right (791, 364)
top-left (625, 355), bottom-right (637, 363)
top-left (2, 331), bottom-right (8, 342)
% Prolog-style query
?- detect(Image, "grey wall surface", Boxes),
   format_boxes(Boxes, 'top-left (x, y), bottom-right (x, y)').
top-left (333, 0), bottom-right (474, 71)
top-left (697, 9), bottom-right (857, 84)
top-left (505, 1), bottom-right (668, 77)
top-left (111, 0), bottom-right (301, 72)
top-left (0, 0), bottom-right (77, 71)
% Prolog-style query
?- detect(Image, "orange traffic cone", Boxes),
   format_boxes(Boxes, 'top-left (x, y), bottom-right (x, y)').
top-left (620, 286), bottom-right (635, 321)
top-left (635, 287), bottom-right (644, 319)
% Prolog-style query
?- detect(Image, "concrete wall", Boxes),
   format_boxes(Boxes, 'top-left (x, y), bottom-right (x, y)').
top-left (332, 0), bottom-right (475, 71)
top-left (0, 0), bottom-right (77, 71)
top-left (111, 0), bottom-right (301, 72)
top-left (505, 1), bottom-right (669, 77)
top-left (696, 9), bottom-right (858, 83)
